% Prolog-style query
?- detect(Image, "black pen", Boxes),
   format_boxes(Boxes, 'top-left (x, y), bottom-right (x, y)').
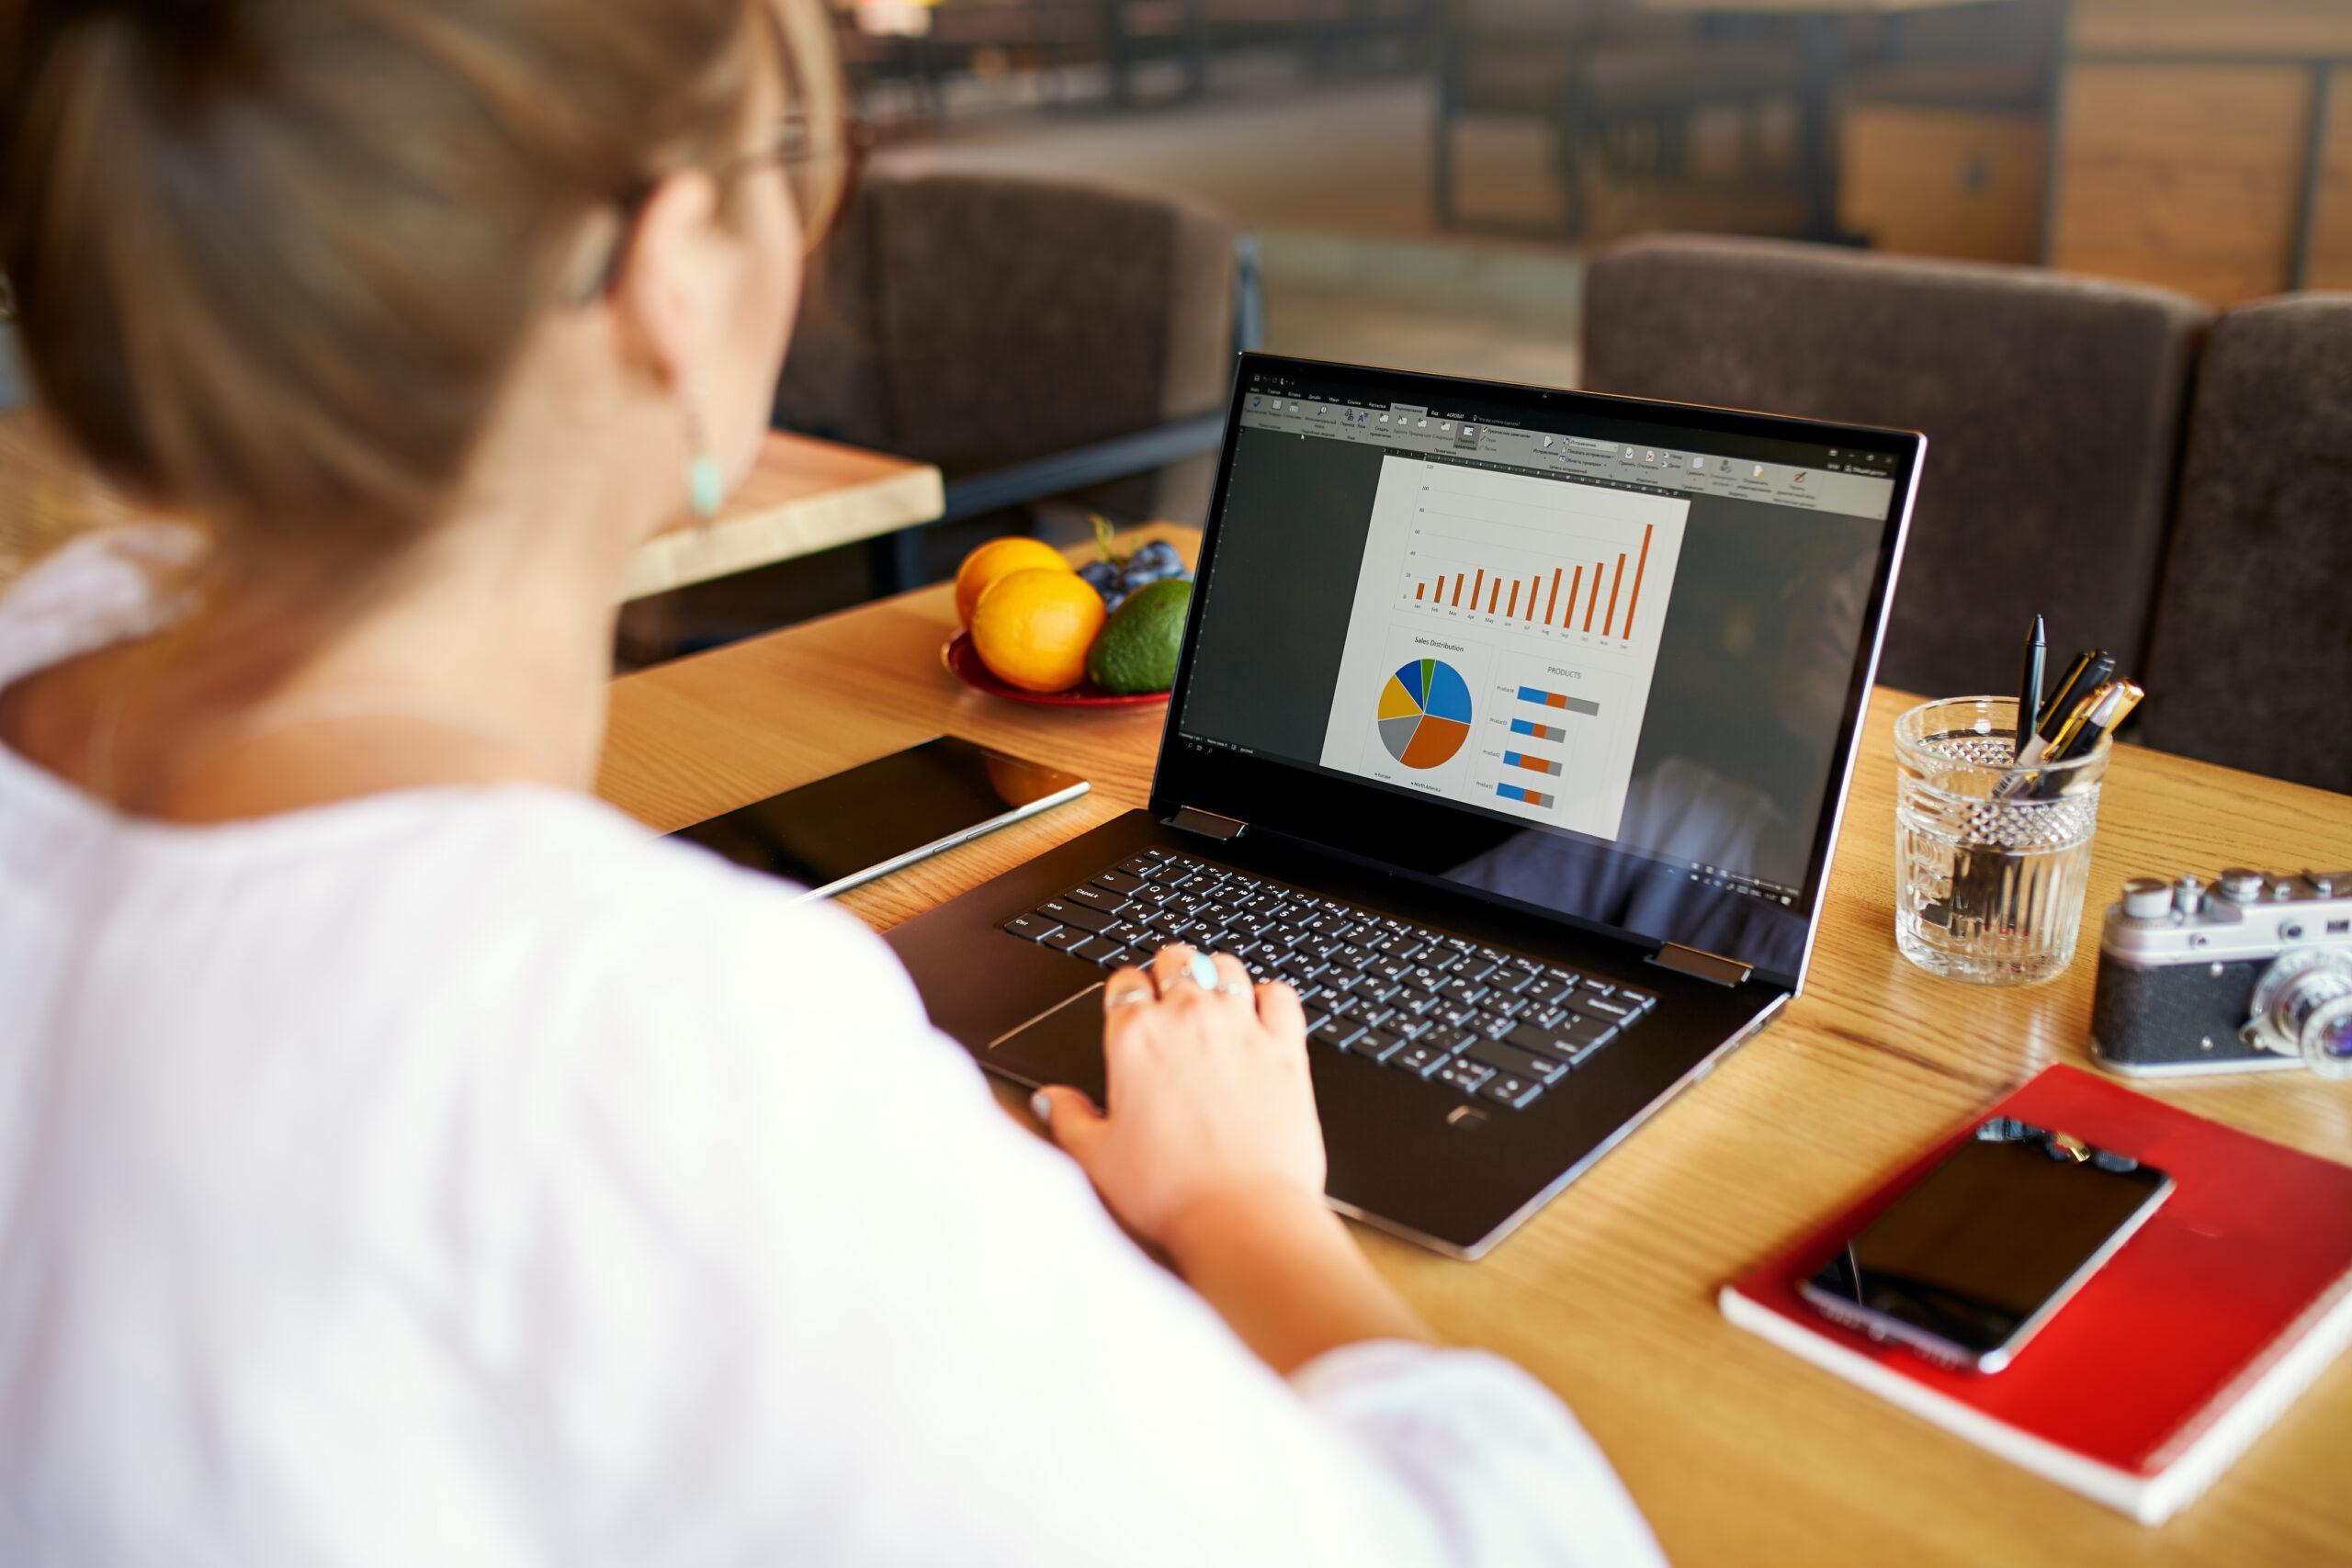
top-left (2047, 680), bottom-right (2144, 766)
top-left (2017, 615), bottom-right (2044, 762)
top-left (2031, 649), bottom-right (2107, 747)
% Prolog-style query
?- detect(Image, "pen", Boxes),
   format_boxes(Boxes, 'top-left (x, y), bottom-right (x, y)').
top-left (2017, 615), bottom-right (2045, 762)
top-left (1995, 681), bottom-right (2107, 800)
top-left (2013, 649), bottom-right (2115, 770)
top-left (2046, 680), bottom-right (2144, 767)
top-left (2035, 648), bottom-right (2108, 741)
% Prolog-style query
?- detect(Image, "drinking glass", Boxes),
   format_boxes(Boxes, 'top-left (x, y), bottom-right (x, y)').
top-left (1894, 695), bottom-right (2109, 986)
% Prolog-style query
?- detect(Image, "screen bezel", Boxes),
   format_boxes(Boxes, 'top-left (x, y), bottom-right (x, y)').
top-left (1148, 352), bottom-right (1924, 990)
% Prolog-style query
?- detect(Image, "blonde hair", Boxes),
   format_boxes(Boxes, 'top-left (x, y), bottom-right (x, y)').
top-left (1, 0), bottom-right (841, 579)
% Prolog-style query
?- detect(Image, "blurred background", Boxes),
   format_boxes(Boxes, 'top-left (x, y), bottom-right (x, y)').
top-left (727, 0), bottom-right (2350, 626)
top-left (3, 0), bottom-right (2346, 790)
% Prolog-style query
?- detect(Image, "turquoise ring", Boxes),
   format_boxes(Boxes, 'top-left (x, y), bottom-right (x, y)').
top-left (1185, 951), bottom-right (1220, 990)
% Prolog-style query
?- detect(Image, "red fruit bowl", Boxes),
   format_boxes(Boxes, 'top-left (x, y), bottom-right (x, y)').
top-left (943, 632), bottom-right (1169, 707)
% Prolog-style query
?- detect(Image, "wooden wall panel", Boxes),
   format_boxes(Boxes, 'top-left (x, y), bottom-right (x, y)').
top-left (2306, 64), bottom-right (2352, 292)
top-left (1840, 105), bottom-right (2047, 264)
top-left (2050, 65), bottom-right (2313, 306)
top-left (2072, 0), bottom-right (2352, 57)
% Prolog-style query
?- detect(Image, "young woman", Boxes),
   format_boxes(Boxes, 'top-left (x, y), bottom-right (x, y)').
top-left (0, 1), bottom-right (1661, 1561)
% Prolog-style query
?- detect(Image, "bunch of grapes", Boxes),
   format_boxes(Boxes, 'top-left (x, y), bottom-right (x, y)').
top-left (1079, 538), bottom-right (1190, 612)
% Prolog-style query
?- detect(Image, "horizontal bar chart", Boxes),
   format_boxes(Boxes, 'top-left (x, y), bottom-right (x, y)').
top-left (1515, 685), bottom-right (1600, 716)
top-left (1497, 782), bottom-right (1555, 809)
top-left (1510, 717), bottom-right (1566, 741)
top-left (1503, 750), bottom-right (1564, 776)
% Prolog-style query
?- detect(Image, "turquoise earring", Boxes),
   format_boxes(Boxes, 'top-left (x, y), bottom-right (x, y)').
top-left (682, 398), bottom-right (724, 522)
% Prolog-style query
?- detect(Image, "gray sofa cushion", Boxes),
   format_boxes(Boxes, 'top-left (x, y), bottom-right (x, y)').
top-left (775, 171), bottom-right (1236, 478)
top-left (2138, 295), bottom-right (2352, 795)
top-left (1581, 235), bottom-right (2211, 701)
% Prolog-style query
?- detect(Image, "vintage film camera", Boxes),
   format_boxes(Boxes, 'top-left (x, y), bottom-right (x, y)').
top-left (2090, 870), bottom-right (2352, 1077)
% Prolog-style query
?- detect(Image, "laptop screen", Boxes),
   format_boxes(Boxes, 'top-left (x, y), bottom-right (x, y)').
top-left (1156, 355), bottom-right (1917, 986)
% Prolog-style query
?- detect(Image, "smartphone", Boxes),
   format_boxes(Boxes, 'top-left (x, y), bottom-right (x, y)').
top-left (669, 736), bottom-right (1087, 900)
top-left (1798, 1117), bottom-right (2172, 1372)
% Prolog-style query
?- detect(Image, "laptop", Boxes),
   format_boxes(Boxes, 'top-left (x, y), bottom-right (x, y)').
top-left (888, 354), bottom-right (1922, 1258)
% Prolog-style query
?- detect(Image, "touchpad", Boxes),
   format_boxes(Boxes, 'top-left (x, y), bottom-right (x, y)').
top-left (985, 981), bottom-right (1109, 1104)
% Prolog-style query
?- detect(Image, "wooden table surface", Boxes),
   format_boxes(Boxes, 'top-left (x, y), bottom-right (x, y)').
top-left (0, 410), bottom-right (943, 600)
top-left (597, 526), bottom-right (2352, 1566)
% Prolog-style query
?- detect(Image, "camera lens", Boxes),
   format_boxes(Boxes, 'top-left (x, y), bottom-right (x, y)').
top-left (2317, 1009), bottom-right (2352, 1066)
top-left (2245, 949), bottom-right (2352, 1079)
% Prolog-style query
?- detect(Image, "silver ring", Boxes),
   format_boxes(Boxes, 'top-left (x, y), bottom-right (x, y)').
top-left (1105, 987), bottom-right (1155, 1009)
top-left (1214, 979), bottom-right (1251, 998)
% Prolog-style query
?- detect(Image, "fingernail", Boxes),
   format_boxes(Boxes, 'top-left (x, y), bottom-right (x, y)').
top-left (1030, 1089), bottom-right (1053, 1126)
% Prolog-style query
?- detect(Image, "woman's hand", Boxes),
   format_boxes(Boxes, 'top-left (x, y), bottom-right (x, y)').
top-left (1031, 944), bottom-right (1323, 1253)
top-left (1032, 942), bottom-right (1430, 1373)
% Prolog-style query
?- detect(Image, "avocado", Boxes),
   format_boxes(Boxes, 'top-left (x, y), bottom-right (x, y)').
top-left (1087, 578), bottom-right (1192, 694)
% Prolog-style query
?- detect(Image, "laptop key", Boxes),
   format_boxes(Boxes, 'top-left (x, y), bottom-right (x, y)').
top-left (1037, 898), bottom-right (1119, 936)
top-left (1093, 870), bottom-right (1152, 897)
top-left (1064, 886), bottom-right (1126, 916)
top-left (1116, 855), bottom-right (1166, 877)
top-left (1440, 976), bottom-right (1489, 1007)
top-left (1003, 913), bottom-right (1062, 942)
top-left (1419, 1024), bottom-right (1478, 1056)
top-left (1433, 1058), bottom-right (1495, 1095)
top-left (1313, 1018), bottom-right (1367, 1051)
top-left (1481, 1073), bottom-right (1544, 1110)
top-left (1070, 935), bottom-right (1125, 965)
top-left (1392, 1041), bottom-right (1449, 1078)
top-left (1352, 1028), bottom-right (1406, 1063)
top-left (1466, 1040), bottom-right (1569, 1084)
top-left (1614, 987), bottom-right (1657, 1013)
top-left (1566, 993), bottom-right (1635, 1023)
top-left (1042, 926), bottom-right (1091, 953)
top-left (1504, 1021), bottom-right (1589, 1064)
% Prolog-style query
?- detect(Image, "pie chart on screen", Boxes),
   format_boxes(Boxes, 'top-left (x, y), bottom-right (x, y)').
top-left (1376, 658), bottom-right (1473, 769)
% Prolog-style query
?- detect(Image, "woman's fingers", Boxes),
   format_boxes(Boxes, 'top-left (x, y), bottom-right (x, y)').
top-left (1030, 1086), bottom-right (1109, 1169)
top-left (1148, 943), bottom-right (1207, 998)
top-left (1101, 964), bottom-right (1157, 1014)
top-left (1253, 976), bottom-right (1306, 1038)
top-left (1206, 952), bottom-right (1255, 1009)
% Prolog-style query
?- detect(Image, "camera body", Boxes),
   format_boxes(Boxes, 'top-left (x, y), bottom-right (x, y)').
top-left (2090, 869), bottom-right (2352, 1077)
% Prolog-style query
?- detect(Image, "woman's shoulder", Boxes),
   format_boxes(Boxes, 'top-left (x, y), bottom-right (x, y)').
top-left (408, 785), bottom-right (923, 1021)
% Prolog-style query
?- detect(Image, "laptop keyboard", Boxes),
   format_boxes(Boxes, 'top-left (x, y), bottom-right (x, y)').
top-left (1001, 844), bottom-right (1656, 1112)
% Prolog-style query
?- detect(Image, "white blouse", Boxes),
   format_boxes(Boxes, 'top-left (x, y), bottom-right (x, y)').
top-left (0, 531), bottom-right (1663, 1567)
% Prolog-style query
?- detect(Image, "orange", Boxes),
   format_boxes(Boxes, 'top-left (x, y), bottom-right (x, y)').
top-left (954, 536), bottom-right (1072, 629)
top-left (970, 568), bottom-right (1108, 693)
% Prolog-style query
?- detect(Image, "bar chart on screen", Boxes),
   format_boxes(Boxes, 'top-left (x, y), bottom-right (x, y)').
top-left (1395, 465), bottom-right (1676, 655)
top-left (1318, 456), bottom-right (1691, 841)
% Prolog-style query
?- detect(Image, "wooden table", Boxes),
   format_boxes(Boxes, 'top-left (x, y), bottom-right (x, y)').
top-left (0, 410), bottom-right (943, 600)
top-left (597, 526), bottom-right (2352, 1565)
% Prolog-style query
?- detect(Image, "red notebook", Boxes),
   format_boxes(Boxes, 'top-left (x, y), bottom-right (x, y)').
top-left (1720, 1065), bottom-right (2352, 1524)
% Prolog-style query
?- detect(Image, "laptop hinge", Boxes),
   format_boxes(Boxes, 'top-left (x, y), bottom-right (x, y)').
top-left (1168, 806), bottom-right (1248, 841)
top-left (1650, 942), bottom-right (1752, 987)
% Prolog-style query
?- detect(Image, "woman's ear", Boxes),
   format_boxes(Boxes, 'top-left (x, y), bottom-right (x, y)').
top-left (607, 168), bottom-right (724, 390)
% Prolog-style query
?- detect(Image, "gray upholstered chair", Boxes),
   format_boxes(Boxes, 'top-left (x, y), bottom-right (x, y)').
top-left (1580, 235), bottom-right (2211, 700)
top-left (2136, 296), bottom-right (2352, 795)
top-left (774, 168), bottom-right (1244, 582)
